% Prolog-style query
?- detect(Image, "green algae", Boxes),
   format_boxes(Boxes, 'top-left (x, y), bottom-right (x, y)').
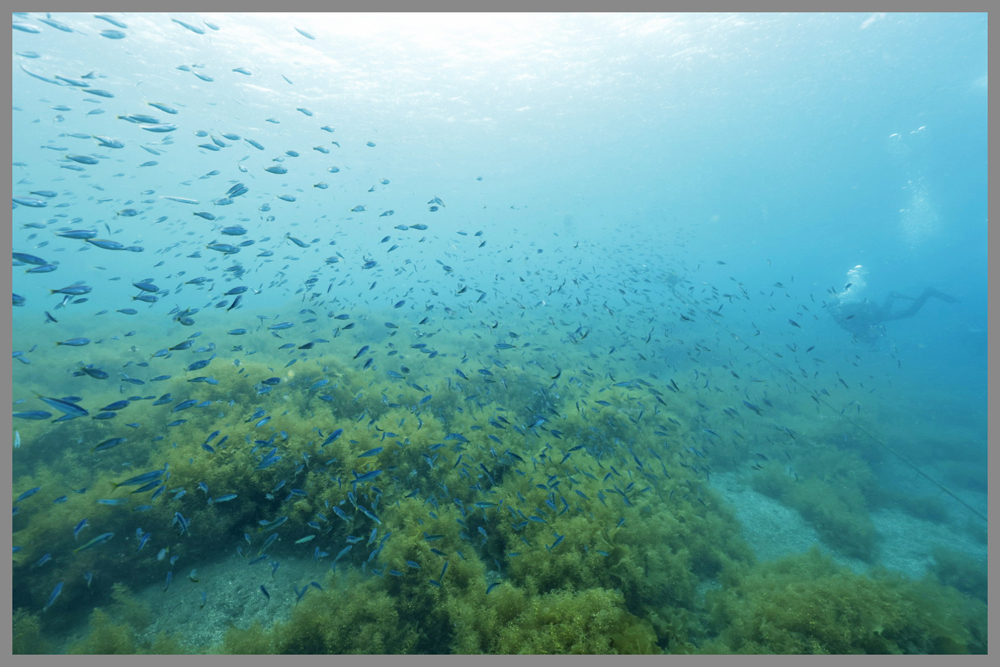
top-left (701, 546), bottom-right (987, 654)
top-left (11, 318), bottom-right (988, 655)
top-left (749, 461), bottom-right (877, 561)
top-left (223, 572), bottom-right (420, 654)
top-left (63, 588), bottom-right (187, 655)
top-left (222, 573), bottom-right (659, 654)
top-left (929, 544), bottom-right (988, 603)
top-left (65, 607), bottom-right (188, 655)
top-left (12, 609), bottom-right (50, 655)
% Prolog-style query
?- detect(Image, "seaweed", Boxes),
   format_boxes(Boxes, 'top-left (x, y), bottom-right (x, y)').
top-left (10, 327), bottom-right (984, 656)
top-left (929, 544), bottom-right (988, 603)
top-left (449, 586), bottom-right (660, 654)
top-left (749, 456), bottom-right (877, 561)
top-left (702, 546), bottom-right (987, 654)
top-left (12, 609), bottom-right (50, 655)
top-left (222, 572), bottom-right (419, 654)
top-left (63, 584), bottom-right (188, 654)
top-left (67, 609), bottom-right (138, 655)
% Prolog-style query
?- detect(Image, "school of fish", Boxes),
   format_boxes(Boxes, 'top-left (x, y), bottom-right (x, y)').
top-left (11, 12), bottom-right (935, 652)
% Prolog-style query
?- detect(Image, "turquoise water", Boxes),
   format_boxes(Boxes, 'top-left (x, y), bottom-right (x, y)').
top-left (11, 13), bottom-right (987, 654)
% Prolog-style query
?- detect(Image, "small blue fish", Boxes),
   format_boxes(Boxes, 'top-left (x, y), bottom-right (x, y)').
top-left (56, 337), bottom-right (91, 347)
top-left (43, 582), bottom-right (64, 612)
top-left (352, 469), bottom-right (382, 484)
top-left (36, 395), bottom-right (88, 417)
top-left (14, 487), bottom-right (41, 503)
top-left (74, 532), bottom-right (114, 553)
top-left (13, 411), bottom-right (52, 420)
top-left (358, 505), bottom-right (381, 524)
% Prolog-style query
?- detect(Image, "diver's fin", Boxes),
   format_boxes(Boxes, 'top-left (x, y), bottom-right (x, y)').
top-left (928, 289), bottom-right (959, 304)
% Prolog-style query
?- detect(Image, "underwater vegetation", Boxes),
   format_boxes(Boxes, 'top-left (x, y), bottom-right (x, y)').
top-left (929, 544), bottom-right (988, 604)
top-left (14, 584), bottom-right (187, 655)
top-left (222, 576), bottom-right (662, 654)
top-left (748, 446), bottom-right (878, 561)
top-left (701, 547), bottom-right (987, 654)
top-left (12, 321), bottom-right (752, 654)
top-left (10, 322), bottom-right (987, 654)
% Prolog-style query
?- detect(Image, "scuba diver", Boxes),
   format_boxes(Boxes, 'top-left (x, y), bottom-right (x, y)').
top-left (829, 265), bottom-right (958, 345)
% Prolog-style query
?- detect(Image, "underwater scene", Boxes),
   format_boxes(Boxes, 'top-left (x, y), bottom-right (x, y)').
top-left (10, 12), bottom-right (988, 655)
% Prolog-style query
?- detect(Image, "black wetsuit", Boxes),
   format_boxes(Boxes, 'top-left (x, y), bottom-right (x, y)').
top-left (831, 288), bottom-right (958, 344)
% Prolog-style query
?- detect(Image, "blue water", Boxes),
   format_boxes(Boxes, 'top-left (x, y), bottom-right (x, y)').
top-left (11, 13), bottom-right (987, 654)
